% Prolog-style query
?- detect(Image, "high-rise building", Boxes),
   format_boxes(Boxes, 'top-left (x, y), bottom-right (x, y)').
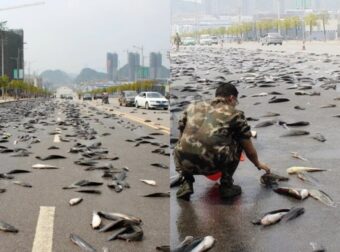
top-left (149, 52), bottom-right (162, 80)
top-left (0, 29), bottom-right (24, 80)
top-left (128, 52), bottom-right (140, 81)
top-left (106, 52), bottom-right (118, 81)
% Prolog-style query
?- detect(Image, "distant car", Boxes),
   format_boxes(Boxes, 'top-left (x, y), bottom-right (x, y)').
top-left (210, 36), bottom-right (218, 45)
top-left (119, 90), bottom-right (138, 106)
top-left (135, 91), bottom-right (169, 110)
top-left (182, 37), bottom-right (196, 46)
top-left (83, 93), bottom-right (92, 101)
top-left (93, 93), bottom-right (102, 100)
top-left (261, 33), bottom-right (283, 46)
top-left (200, 34), bottom-right (213, 46)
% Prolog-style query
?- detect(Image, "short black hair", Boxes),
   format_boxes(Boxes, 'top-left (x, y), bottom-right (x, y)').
top-left (215, 83), bottom-right (238, 98)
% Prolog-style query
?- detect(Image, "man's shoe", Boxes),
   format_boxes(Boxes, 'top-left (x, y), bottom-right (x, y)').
top-left (219, 184), bottom-right (242, 199)
top-left (176, 180), bottom-right (193, 201)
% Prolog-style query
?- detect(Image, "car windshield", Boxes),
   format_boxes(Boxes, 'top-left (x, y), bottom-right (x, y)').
top-left (125, 91), bottom-right (137, 97)
top-left (147, 92), bottom-right (162, 98)
top-left (268, 33), bottom-right (281, 38)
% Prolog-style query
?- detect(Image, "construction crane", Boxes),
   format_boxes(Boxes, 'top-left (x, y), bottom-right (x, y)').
top-left (0, 1), bottom-right (45, 12)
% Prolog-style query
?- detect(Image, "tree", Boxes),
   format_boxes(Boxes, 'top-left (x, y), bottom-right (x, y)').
top-left (319, 11), bottom-right (330, 41)
top-left (289, 16), bottom-right (301, 39)
top-left (304, 13), bottom-right (318, 41)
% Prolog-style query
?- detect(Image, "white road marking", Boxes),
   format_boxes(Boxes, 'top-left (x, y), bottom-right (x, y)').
top-left (32, 206), bottom-right (55, 252)
top-left (53, 134), bottom-right (60, 143)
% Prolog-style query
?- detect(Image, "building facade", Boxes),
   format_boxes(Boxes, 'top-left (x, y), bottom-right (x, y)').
top-left (0, 29), bottom-right (24, 80)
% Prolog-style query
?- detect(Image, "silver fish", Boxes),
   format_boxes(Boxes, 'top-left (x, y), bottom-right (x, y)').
top-left (69, 198), bottom-right (83, 206)
top-left (92, 211), bottom-right (101, 229)
top-left (309, 189), bottom-right (336, 207)
top-left (287, 166), bottom-right (327, 174)
top-left (0, 220), bottom-right (18, 233)
top-left (70, 233), bottom-right (96, 252)
top-left (98, 211), bottom-right (142, 225)
top-left (252, 209), bottom-right (289, 226)
top-left (274, 187), bottom-right (309, 200)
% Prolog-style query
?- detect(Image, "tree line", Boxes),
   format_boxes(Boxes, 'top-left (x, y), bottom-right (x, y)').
top-left (180, 12), bottom-right (330, 41)
top-left (0, 75), bottom-right (49, 98)
top-left (82, 80), bottom-right (156, 95)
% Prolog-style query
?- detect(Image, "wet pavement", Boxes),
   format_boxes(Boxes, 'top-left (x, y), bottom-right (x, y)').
top-left (0, 99), bottom-right (169, 252)
top-left (170, 46), bottom-right (340, 251)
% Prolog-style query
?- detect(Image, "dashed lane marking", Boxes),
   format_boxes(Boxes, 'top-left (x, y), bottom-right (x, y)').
top-left (32, 206), bottom-right (55, 252)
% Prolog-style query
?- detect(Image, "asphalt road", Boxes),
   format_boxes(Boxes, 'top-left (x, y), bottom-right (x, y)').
top-left (170, 46), bottom-right (340, 251)
top-left (0, 98), bottom-right (169, 252)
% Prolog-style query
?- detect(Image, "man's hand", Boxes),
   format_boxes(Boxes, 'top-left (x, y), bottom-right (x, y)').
top-left (256, 162), bottom-right (270, 174)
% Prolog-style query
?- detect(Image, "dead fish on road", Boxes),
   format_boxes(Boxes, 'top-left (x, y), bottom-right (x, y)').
top-left (76, 189), bottom-right (101, 194)
top-left (309, 189), bottom-right (336, 207)
top-left (143, 192), bottom-right (170, 197)
top-left (156, 245), bottom-right (170, 251)
top-left (98, 211), bottom-right (142, 225)
top-left (70, 233), bottom-right (96, 252)
top-left (36, 154), bottom-right (66, 161)
top-left (268, 98), bottom-right (290, 103)
top-left (291, 152), bottom-right (308, 161)
top-left (6, 169), bottom-right (30, 174)
top-left (0, 189), bottom-right (6, 193)
top-left (32, 164), bottom-right (59, 169)
top-left (92, 211), bottom-right (101, 229)
top-left (280, 130), bottom-right (309, 137)
top-left (294, 105), bottom-right (306, 110)
top-left (274, 187), bottom-right (309, 200)
top-left (47, 146), bottom-right (59, 150)
top-left (173, 236), bottom-right (216, 252)
top-left (69, 198), bottom-right (83, 206)
top-left (0, 220), bottom-right (19, 233)
top-left (312, 133), bottom-right (326, 142)
top-left (310, 242), bottom-right (326, 252)
top-left (252, 209), bottom-right (290, 226)
top-left (106, 227), bottom-right (129, 241)
top-left (261, 112), bottom-right (280, 117)
top-left (13, 181), bottom-right (32, 188)
top-left (320, 104), bottom-right (336, 108)
top-left (63, 180), bottom-right (103, 189)
top-left (283, 121), bottom-right (310, 127)
top-left (151, 163), bottom-right (169, 169)
top-left (254, 120), bottom-right (277, 128)
top-left (140, 179), bottom-right (157, 186)
top-left (117, 225), bottom-right (143, 242)
top-left (260, 172), bottom-right (289, 187)
top-left (287, 166), bottom-right (328, 174)
top-left (281, 207), bottom-right (305, 222)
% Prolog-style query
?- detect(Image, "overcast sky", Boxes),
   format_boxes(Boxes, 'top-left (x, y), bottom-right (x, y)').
top-left (1, 0), bottom-right (170, 74)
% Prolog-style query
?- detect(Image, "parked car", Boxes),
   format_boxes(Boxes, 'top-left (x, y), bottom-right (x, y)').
top-left (182, 37), bottom-right (196, 46)
top-left (200, 34), bottom-right (213, 46)
top-left (135, 91), bottom-right (169, 110)
top-left (261, 33), bottom-right (283, 46)
top-left (119, 90), bottom-right (138, 106)
top-left (83, 93), bottom-right (92, 101)
top-left (93, 93), bottom-right (103, 100)
top-left (210, 36), bottom-right (218, 45)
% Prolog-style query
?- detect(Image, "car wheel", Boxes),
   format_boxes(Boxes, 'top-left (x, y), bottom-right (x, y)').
top-left (145, 102), bottom-right (149, 110)
top-left (164, 107), bottom-right (168, 110)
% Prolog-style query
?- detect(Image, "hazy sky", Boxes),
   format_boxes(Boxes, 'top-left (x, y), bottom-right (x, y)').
top-left (1, 0), bottom-right (170, 74)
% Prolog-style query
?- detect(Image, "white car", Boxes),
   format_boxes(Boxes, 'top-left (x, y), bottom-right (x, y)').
top-left (200, 34), bottom-right (213, 46)
top-left (135, 92), bottom-right (169, 110)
